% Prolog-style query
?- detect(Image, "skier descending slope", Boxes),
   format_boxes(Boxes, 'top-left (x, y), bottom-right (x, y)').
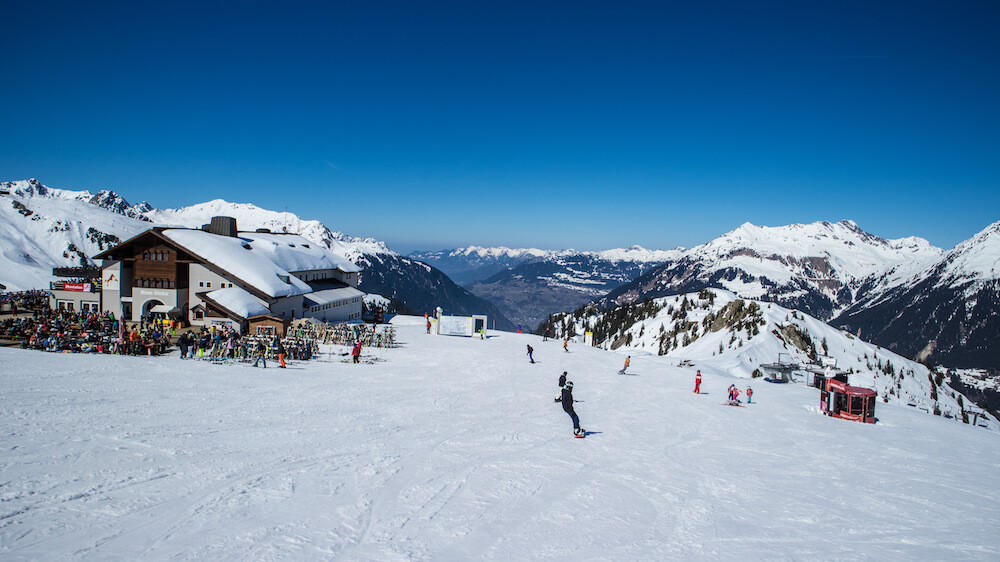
top-left (561, 381), bottom-right (584, 437)
top-left (554, 371), bottom-right (567, 402)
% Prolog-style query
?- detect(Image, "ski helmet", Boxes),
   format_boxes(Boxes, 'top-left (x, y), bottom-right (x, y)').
top-left (565, 381), bottom-right (574, 388)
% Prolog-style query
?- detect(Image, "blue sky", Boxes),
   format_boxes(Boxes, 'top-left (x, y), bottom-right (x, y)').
top-left (3, 1), bottom-right (998, 254)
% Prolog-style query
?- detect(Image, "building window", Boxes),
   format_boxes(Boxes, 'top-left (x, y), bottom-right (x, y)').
top-left (199, 282), bottom-right (204, 287)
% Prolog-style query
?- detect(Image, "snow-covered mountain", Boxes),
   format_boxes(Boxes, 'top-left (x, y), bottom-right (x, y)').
top-left (0, 180), bottom-right (151, 289)
top-left (412, 245), bottom-right (683, 329)
top-left (409, 246), bottom-right (555, 284)
top-left (602, 220), bottom-right (944, 320)
top-left (0, 179), bottom-right (514, 329)
top-left (542, 288), bottom-right (979, 420)
top-left (834, 221), bottom-right (1000, 370)
top-left (411, 245), bottom-right (682, 285)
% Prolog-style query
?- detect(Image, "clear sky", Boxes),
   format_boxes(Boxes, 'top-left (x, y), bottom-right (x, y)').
top-left (3, 1), bottom-right (998, 254)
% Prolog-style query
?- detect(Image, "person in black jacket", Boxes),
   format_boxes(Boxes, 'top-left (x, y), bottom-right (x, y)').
top-left (527, 344), bottom-right (534, 363)
top-left (554, 371), bottom-right (567, 402)
top-left (561, 381), bottom-right (583, 436)
top-left (178, 331), bottom-right (191, 359)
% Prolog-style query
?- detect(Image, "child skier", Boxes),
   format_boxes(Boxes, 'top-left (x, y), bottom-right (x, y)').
top-left (561, 381), bottom-right (584, 436)
top-left (693, 370), bottom-right (702, 394)
top-left (746, 386), bottom-right (753, 404)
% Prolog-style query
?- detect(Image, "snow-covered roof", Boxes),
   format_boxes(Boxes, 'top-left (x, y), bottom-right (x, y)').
top-left (162, 229), bottom-right (359, 299)
top-left (304, 286), bottom-right (365, 306)
top-left (202, 287), bottom-right (270, 319)
top-left (239, 231), bottom-right (362, 274)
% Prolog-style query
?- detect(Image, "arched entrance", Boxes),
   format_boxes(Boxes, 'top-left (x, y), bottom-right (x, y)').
top-left (142, 299), bottom-right (165, 321)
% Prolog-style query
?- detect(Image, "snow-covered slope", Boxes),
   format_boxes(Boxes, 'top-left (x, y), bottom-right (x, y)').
top-left (544, 288), bottom-right (975, 419)
top-left (1, 321), bottom-right (997, 559)
top-left (0, 180), bottom-right (150, 290)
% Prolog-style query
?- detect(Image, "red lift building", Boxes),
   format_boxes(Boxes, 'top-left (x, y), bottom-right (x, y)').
top-left (820, 378), bottom-right (877, 424)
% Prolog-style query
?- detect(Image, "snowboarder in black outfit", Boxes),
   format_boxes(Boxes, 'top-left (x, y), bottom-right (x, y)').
top-left (527, 344), bottom-right (534, 363)
top-left (561, 381), bottom-right (583, 436)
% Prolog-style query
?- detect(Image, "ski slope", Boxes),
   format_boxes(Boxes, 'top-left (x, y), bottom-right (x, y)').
top-left (1, 319), bottom-right (998, 560)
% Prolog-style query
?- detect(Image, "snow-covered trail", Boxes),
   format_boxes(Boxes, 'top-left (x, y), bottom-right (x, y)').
top-left (2, 321), bottom-right (998, 560)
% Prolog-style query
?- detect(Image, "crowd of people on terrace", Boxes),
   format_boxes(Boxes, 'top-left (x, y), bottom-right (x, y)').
top-left (1, 290), bottom-right (389, 363)
top-left (0, 299), bottom-right (171, 355)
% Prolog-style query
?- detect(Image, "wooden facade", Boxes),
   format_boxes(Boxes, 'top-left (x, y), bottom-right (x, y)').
top-left (248, 315), bottom-right (290, 338)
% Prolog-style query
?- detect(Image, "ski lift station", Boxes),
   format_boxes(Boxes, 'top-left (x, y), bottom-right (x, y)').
top-left (762, 354), bottom-right (877, 424)
top-left (759, 353), bottom-right (800, 383)
top-left (819, 378), bottom-right (877, 423)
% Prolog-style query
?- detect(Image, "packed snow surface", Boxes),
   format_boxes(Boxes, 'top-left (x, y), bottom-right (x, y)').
top-left (2, 321), bottom-right (998, 560)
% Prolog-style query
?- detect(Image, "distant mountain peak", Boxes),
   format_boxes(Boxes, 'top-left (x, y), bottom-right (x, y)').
top-left (938, 220), bottom-right (1000, 283)
top-left (88, 190), bottom-right (152, 221)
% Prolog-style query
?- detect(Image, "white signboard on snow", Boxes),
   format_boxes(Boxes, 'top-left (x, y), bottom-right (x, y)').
top-left (438, 315), bottom-right (473, 337)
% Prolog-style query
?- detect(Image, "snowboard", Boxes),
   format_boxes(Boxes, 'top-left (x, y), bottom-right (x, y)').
top-left (574, 429), bottom-right (586, 438)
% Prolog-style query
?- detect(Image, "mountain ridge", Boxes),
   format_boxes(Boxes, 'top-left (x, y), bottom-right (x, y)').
top-left (0, 179), bottom-right (514, 329)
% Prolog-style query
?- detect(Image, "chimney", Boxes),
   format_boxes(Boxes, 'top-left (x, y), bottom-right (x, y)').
top-left (202, 216), bottom-right (238, 237)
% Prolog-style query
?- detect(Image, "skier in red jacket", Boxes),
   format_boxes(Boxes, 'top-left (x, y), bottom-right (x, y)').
top-left (693, 370), bottom-right (702, 394)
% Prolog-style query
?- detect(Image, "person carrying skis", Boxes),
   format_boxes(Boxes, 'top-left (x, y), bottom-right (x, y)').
top-left (561, 381), bottom-right (583, 436)
top-left (694, 370), bottom-right (702, 394)
top-left (746, 386), bottom-right (753, 404)
top-left (554, 371), bottom-right (567, 402)
top-left (619, 356), bottom-right (630, 375)
top-left (527, 344), bottom-right (534, 364)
